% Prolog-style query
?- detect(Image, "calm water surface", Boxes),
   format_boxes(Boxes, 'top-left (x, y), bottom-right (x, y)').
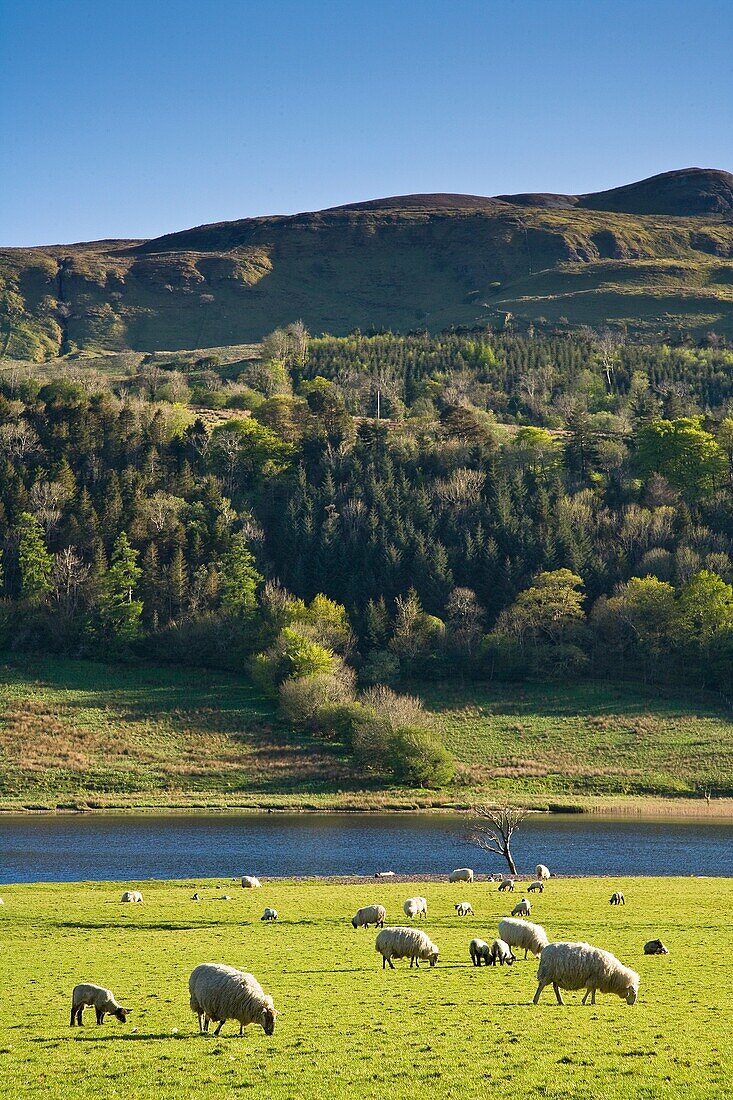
top-left (1, 812), bottom-right (732, 883)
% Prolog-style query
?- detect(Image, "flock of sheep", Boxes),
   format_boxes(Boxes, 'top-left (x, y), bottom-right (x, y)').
top-left (67, 864), bottom-right (669, 1039)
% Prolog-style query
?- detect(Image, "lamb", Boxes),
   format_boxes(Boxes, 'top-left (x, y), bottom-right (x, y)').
top-left (609, 891), bottom-right (625, 905)
top-left (449, 868), bottom-right (474, 883)
top-left (70, 984), bottom-right (130, 1026)
top-left (374, 871), bottom-right (395, 878)
top-left (644, 939), bottom-right (669, 955)
top-left (533, 941), bottom-right (639, 1006)
top-left (241, 876), bottom-right (262, 889)
top-left (536, 864), bottom-right (551, 881)
top-left (511, 897), bottom-right (532, 918)
top-left (121, 890), bottom-right (143, 903)
top-left (469, 938), bottom-right (491, 966)
top-left (261, 908), bottom-right (278, 921)
top-left (527, 881), bottom-right (544, 893)
top-left (454, 902), bottom-right (474, 917)
top-left (403, 896), bottom-right (428, 920)
top-left (375, 926), bottom-right (439, 970)
top-left (498, 917), bottom-right (549, 960)
top-left (189, 963), bottom-right (278, 1037)
top-left (352, 904), bottom-right (387, 929)
top-left (498, 880), bottom-right (514, 892)
top-left (488, 938), bottom-right (515, 966)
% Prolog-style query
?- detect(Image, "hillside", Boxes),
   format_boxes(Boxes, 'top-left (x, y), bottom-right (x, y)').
top-left (0, 659), bottom-right (730, 811)
top-left (2, 168), bottom-right (733, 360)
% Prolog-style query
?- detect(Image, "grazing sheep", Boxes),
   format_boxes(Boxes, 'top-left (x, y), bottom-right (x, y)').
top-left (241, 876), bottom-right (262, 889)
top-left (527, 881), bottom-right (544, 893)
top-left (488, 938), bottom-right (516, 966)
top-left (498, 917), bottom-right (549, 960)
top-left (352, 904), bottom-right (387, 929)
top-left (644, 939), bottom-right (669, 955)
top-left (449, 868), bottom-right (474, 883)
top-left (191, 893), bottom-right (200, 901)
top-left (536, 864), bottom-right (551, 881)
top-left (189, 963), bottom-right (278, 1037)
top-left (121, 890), bottom-right (143, 903)
top-left (533, 942), bottom-right (639, 1006)
top-left (374, 871), bottom-right (395, 878)
top-left (511, 897), bottom-right (532, 918)
top-left (70, 984), bottom-right (130, 1026)
top-left (261, 908), bottom-right (278, 922)
top-left (609, 891), bottom-right (625, 905)
top-left (375, 926), bottom-right (439, 970)
top-left (469, 938), bottom-right (491, 966)
top-left (454, 902), bottom-right (474, 917)
top-left (498, 880), bottom-right (514, 892)
top-left (403, 896), bottom-right (428, 920)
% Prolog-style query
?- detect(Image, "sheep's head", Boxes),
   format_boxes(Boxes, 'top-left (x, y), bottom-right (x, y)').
top-left (351, 916), bottom-right (359, 928)
top-left (114, 1007), bottom-right (131, 1023)
top-left (428, 950), bottom-right (439, 967)
top-left (261, 1004), bottom-right (279, 1035)
top-left (625, 979), bottom-right (639, 1006)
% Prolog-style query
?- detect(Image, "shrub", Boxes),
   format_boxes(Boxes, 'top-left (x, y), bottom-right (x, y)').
top-left (387, 725), bottom-right (455, 788)
top-left (278, 667), bottom-right (356, 726)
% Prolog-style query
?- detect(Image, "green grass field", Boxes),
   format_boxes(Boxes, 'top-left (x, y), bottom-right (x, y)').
top-left (0, 659), bottom-right (731, 811)
top-left (0, 877), bottom-right (730, 1099)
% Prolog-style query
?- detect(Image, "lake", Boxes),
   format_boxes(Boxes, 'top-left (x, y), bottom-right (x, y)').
top-left (1, 812), bottom-right (732, 883)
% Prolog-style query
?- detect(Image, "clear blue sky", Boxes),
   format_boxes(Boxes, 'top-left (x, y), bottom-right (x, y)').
top-left (1, 0), bottom-right (731, 246)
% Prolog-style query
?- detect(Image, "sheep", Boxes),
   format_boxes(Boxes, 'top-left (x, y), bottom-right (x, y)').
top-left (121, 890), bottom-right (143, 903)
top-left (498, 917), bottom-right (549, 960)
top-left (352, 904), bottom-right (387, 929)
top-left (241, 876), bottom-right (262, 889)
top-left (498, 880), bottom-right (514, 892)
top-left (644, 939), bottom-right (669, 955)
top-left (374, 871), bottom-right (395, 878)
top-left (527, 881), bottom-right (544, 893)
top-left (609, 891), bottom-right (625, 905)
top-left (70, 984), bottom-right (131, 1026)
top-left (189, 963), bottom-right (278, 1037)
top-left (221, 895), bottom-right (232, 901)
top-left (536, 864), bottom-right (551, 881)
top-left (488, 938), bottom-right (515, 966)
top-left (375, 926), bottom-right (439, 970)
top-left (454, 902), bottom-right (474, 916)
top-left (261, 908), bottom-right (278, 922)
top-left (511, 897), bottom-right (532, 918)
top-left (469, 938), bottom-right (491, 966)
top-left (449, 868), bottom-right (474, 883)
top-left (533, 941), bottom-right (639, 1006)
top-left (403, 896), bottom-right (428, 920)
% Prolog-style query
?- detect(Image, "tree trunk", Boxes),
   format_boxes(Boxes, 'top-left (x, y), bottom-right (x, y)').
top-left (505, 848), bottom-right (517, 875)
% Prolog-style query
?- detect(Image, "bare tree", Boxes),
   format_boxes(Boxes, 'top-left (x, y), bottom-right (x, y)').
top-left (466, 804), bottom-right (528, 875)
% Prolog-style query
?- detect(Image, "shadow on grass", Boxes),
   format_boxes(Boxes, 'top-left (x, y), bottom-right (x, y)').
top-left (52, 920), bottom-right (220, 931)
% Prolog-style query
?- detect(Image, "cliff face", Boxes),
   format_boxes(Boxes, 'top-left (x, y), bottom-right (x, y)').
top-left (2, 169), bottom-right (733, 359)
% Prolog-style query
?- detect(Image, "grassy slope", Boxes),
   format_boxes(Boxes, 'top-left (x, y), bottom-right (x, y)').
top-left (3, 203), bottom-right (733, 360)
top-left (0, 877), bottom-right (730, 1099)
top-left (0, 659), bottom-right (731, 811)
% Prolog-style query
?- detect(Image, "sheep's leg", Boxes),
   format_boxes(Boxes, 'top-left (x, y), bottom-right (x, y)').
top-left (214, 1020), bottom-right (225, 1036)
top-left (532, 981), bottom-right (547, 1004)
top-left (388, 957), bottom-right (395, 970)
top-left (70, 1005), bottom-right (77, 1027)
top-left (553, 984), bottom-right (564, 1005)
top-left (591, 990), bottom-right (596, 1004)
top-left (524, 949), bottom-right (529, 960)
top-left (96, 1010), bottom-right (104, 1025)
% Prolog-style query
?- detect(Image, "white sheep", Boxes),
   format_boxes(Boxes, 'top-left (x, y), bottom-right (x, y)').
top-left (352, 904), bottom-right (387, 929)
top-left (70, 983), bottom-right (131, 1026)
top-left (189, 963), bottom-right (278, 1036)
top-left (511, 897), bottom-right (531, 918)
top-left (488, 938), bottom-right (515, 966)
top-left (533, 942), bottom-right (639, 1006)
top-left (374, 871), bottom-right (395, 878)
top-left (241, 876), bottom-right (262, 889)
top-left (498, 880), bottom-right (514, 892)
top-left (375, 926), bottom-right (439, 970)
top-left (527, 881), bottom-right (544, 893)
top-left (498, 917), bottom-right (549, 960)
top-left (261, 908), bottom-right (278, 921)
top-left (610, 891), bottom-right (625, 905)
top-left (644, 939), bottom-right (669, 955)
top-left (403, 896), bottom-right (428, 920)
top-left (469, 938), bottom-right (491, 966)
top-left (454, 902), bottom-right (474, 916)
top-left (449, 868), bottom-right (474, 883)
top-left (121, 890), bottom-right (143, 903)
top-left (536, 864), bottom-right (550, 881)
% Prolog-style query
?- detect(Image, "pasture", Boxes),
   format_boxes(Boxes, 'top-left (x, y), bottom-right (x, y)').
top-left (0, 876), bottom-right (730, 1098)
